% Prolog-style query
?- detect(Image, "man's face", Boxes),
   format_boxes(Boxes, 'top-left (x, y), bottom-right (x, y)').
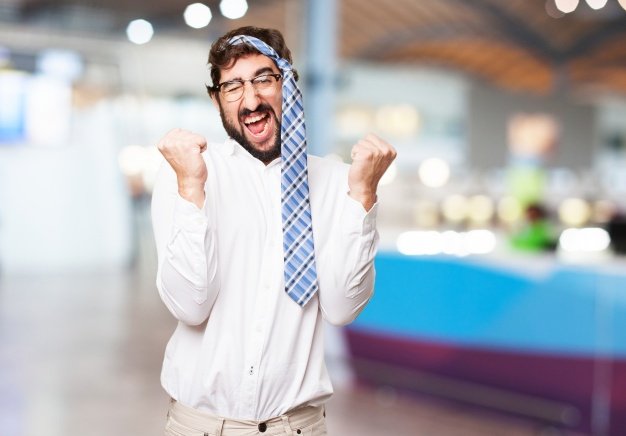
top-left (214, 54), bottom-right (283, 163)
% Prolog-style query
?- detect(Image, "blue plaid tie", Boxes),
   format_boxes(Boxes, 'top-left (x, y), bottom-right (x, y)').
top-left (228, 35), bottom-right (319, 307)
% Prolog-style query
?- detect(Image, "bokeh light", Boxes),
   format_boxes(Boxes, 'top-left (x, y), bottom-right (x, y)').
top-left (418, 158), bottom-right (450, 188)
top-left (559, 228), bottom-right (610, 252)
top-left (558, 198), bottom-right (592, 227)
top-left (585, 0), bottom-right (607, 9)
top-left (126, 19), bottom-right (154, 45)
top-left (220, 0), bottom-right (248, 19)
top-left (555, 0), bottom-right (579, 13)
top-left (442, 194), bottom-right (468, 224)
top-left (184, 3), bottom-right (212, 29)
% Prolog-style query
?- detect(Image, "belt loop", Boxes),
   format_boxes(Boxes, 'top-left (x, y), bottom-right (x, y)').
top-left (167, 398), bottom-right (174, 419)
top-left (281, 415), bottom-right (291, 435)
top-left (215, 417), bottom-right (225, 436)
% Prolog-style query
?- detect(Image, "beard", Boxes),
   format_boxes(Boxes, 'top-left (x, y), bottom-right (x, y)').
top-left (218, 102), bottom-right (281, 164)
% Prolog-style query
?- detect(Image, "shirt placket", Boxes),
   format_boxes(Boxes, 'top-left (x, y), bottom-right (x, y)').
top-left (240, 163), bottom-right (281, 417)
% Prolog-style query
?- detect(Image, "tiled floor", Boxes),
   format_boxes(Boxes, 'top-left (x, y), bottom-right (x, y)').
top-left (0, 263), bottom-right (580, 436)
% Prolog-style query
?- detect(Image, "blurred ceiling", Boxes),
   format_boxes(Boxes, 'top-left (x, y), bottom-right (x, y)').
top-left (2, 0), bottom-right (626, 95)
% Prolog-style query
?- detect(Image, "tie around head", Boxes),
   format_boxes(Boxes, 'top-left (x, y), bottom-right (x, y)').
top-left (226, 34), bottom-right (319, 307)
top-left (228, 35), bottom-right (293, 77)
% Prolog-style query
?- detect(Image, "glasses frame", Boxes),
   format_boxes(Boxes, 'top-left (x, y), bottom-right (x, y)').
top-left (214, 73), bottom-right (283, 102)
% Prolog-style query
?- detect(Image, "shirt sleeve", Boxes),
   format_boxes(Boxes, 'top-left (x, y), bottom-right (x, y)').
top-left (318, 191), bottom-right (379, 326)
top-left (151, 161), bottom-right (220, 325)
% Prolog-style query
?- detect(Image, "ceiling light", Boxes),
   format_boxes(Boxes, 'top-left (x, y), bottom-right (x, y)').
top-left (619, 0), bottom-right (626, 11)
top-left (126, 19), bottom-right (154, 45)
top-left (585, 0), bottom-right (607, 9)
top-left (220, 0), bottom-right (248, 20)
top-left (184, 3), bottom-right (212, 29)
top-left (555, 0), bottom-right (579, 13)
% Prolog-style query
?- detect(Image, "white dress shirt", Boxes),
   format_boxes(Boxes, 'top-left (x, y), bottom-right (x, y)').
top-left (151, 138), bottom-right (378, 421)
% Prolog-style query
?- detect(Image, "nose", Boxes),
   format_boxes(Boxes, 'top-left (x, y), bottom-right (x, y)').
top-left (241, 81), bottom-right (261, 109)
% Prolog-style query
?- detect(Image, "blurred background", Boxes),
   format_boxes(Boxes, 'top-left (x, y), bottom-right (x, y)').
top-left (1, 0), bottom-right (626, 435)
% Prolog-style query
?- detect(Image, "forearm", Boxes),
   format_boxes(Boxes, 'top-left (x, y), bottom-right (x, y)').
top-left (152, 163), bottom-right (219, 325)
top-left (319, 197), bottom-right (379, 325)
top-left (156, 215), bottom-right (219, 325)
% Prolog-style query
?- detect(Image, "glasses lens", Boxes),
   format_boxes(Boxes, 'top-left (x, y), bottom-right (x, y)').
top-left (221, 81), bottom-right (243, 102)
top-left (219, 75), bottom-right (279, 102)
top-left (252, 74), bottom-right (276, 91)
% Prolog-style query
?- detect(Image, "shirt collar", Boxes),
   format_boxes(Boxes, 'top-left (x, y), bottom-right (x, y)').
top-left (222, 138), bottom-right (236, 156)
top-left (228, 138), bottom-right (281, 169)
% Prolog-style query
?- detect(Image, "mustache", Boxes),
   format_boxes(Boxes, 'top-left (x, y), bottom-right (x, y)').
top-left (239, 103), bottom-right (275, 118)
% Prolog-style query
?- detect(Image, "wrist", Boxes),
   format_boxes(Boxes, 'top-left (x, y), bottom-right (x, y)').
top-left (348, 189), bottom-right (377, 212)
top-left (178, 179), bottom-right (205, 208)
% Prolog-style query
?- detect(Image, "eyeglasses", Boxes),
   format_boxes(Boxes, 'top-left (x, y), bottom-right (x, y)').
top-left (214, 73), bottom-right (282, 102)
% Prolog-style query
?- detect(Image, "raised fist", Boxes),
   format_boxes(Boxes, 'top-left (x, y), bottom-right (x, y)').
top-left (157, 128), bottom-right (208, 207)
top-left (348, 133), bottom-right (397, 211)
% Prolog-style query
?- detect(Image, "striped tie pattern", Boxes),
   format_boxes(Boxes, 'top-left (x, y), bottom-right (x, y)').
top-left (228, 35), bottom-right (319, 307)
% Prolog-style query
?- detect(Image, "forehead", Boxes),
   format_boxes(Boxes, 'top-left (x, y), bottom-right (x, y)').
top-left (220, 53), bottom-right (279, 82)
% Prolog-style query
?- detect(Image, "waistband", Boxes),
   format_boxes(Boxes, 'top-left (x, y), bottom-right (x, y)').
top-left (167, 400), bottom-right (324, 435)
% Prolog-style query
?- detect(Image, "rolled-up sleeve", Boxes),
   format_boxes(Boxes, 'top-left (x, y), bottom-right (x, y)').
top-left (151, 162), bottom-right (219, 325)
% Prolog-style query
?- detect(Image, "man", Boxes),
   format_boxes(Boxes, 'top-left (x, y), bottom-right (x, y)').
top-left (152, 26), bottom-right (396, 435)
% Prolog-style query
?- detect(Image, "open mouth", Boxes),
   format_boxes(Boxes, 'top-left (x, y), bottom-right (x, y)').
top-left (243, 112), bottom-right (271, 139)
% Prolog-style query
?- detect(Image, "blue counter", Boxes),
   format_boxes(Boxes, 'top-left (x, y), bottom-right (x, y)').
top-left (346, 252), bottom-right (626, 435)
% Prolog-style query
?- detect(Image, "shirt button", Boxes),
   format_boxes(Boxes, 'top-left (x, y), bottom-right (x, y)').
top-left (258, 422), bottom-right (267, 432)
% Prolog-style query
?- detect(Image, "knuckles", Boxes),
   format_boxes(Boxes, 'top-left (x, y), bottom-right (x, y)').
top-left (157, 129), bottom-right (206, 155)
top-left (353, 140), bottom-right (396, 162)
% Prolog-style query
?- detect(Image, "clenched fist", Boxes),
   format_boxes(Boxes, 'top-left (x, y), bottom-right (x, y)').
top-left (348, 133), bottom-right (397, 211)
top-left (157, 128), bottom-right (208, 208)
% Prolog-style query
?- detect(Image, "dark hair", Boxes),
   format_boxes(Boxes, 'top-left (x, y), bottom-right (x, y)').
top-left (206, 26), bottom-right (298, 97)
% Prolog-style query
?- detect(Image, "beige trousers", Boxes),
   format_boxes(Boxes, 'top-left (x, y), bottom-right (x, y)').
top-left (164, 400), bottom-right (328, 436)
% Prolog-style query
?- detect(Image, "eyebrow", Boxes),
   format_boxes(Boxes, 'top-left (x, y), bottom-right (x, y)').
top-left (226, 67), bottom-right (276, 82)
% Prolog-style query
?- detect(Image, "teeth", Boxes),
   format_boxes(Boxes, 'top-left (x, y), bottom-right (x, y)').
top-left (244, 113), bottom-right (267, 125)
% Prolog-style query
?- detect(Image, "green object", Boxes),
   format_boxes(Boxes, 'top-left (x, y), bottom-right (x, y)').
top-left (510, 220), bottom-right (553, 252)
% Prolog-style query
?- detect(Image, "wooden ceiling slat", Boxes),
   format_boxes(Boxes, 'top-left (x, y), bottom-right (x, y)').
top-left (7, 0), bottom-right (626, 95)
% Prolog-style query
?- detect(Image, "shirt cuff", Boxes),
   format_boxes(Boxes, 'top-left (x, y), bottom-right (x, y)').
top-left (173, 194), bottom-right (208, 233)
top-left (343, 193), bottom-right (378, 236)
